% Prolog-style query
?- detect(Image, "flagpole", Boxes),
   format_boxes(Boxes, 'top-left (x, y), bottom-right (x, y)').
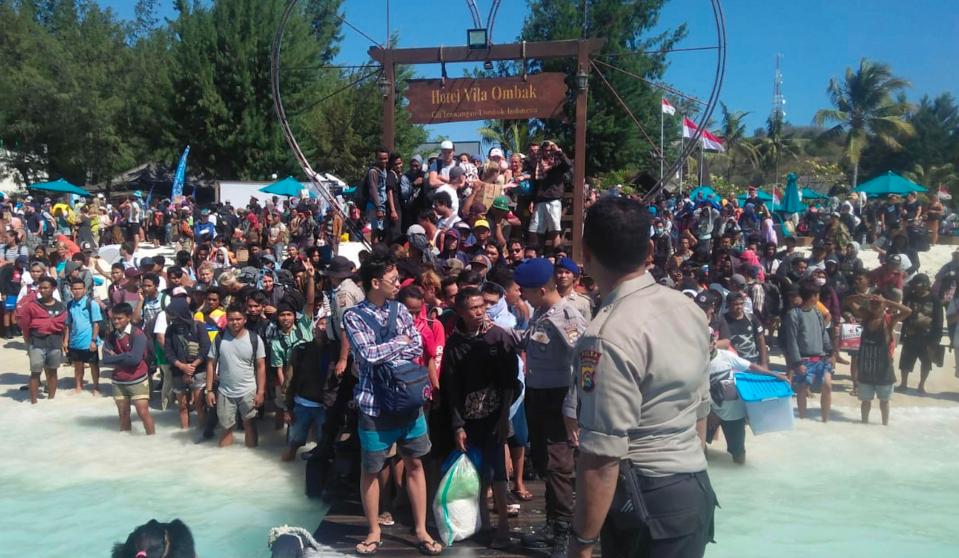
top-left (699, 141), bottom-right (704, 186)
top-left (679, 115), bottom-right (684, 196)
top-left (660, 105), bottom-right (665, 186)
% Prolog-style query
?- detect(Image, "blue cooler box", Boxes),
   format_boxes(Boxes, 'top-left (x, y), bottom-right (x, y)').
top-left (735, 372), bottom-right (795, 435)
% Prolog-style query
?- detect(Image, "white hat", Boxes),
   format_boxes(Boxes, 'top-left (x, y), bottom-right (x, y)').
top-left (489, 147), bottom-right (504, 159)
top-left (440, 140), bottom-right (454, 150)
top-left (97, 193), bottom-right (105, 199)
top-left (406, 224), bottom-right (427, 236)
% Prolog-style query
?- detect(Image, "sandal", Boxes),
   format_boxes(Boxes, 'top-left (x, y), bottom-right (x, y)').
top-left (415, 538), bottom-right (443, 556)
top-left (377, 512), bottom-right (395, 526)
top-left (510, 488), bottom-right (533, 501)
top-left (355, 539), bottom-right (383, 555)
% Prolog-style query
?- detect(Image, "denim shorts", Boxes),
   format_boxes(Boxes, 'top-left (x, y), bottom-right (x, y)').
top-left (288, 402), bottom-right (326, 448)
top-left (792, 359), bottom-right (832, 389)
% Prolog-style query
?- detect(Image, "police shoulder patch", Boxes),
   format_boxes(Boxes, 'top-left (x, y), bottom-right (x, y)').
top-left (579, 349), bottom-right (602, 393)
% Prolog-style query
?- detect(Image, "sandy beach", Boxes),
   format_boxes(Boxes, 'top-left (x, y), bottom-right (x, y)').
top-left (1, 243), bottom-right (957, 557)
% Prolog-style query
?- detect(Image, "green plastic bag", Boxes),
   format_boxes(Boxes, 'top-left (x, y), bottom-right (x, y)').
top-left (432, 452), bottom-right (481, 546)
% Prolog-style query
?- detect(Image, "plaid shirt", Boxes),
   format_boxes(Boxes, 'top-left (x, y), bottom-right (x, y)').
top-left (344, 299), bottom-right (423, 417)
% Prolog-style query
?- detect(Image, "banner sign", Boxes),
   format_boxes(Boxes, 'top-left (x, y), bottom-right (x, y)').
top-left (406, 73), bottom-right (568, 124)
top-left (171, 145), bottom-right (191, 200)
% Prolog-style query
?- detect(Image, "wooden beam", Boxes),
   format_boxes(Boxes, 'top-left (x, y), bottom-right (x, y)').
top-left (572, 40), bottom-right (590, 263)
top-left (368, 38), bottom-right (605, 65)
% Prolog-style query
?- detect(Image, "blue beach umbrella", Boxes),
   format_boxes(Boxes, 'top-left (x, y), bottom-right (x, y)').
top-left (854, 171), bottom-right (927, 196)
top-left (260, 176), bottom-right (309, 197)
top-left (28, 178), bottom-right (91, 197)
top-left (779, 173), bottom-right (804, 214)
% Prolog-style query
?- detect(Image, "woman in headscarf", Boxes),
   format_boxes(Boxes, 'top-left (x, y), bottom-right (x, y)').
top-left (163, 295), bottom-right (211, 429)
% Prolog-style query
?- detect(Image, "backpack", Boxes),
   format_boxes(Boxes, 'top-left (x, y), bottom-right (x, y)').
top-left (347, 301), bottom-right (430, 415)
top-left (761, 281), bottom-right (782, 322)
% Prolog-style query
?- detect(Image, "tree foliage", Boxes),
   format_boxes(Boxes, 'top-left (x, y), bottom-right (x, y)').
top-left (0, 0), bottom-right (424, 189)
top-left (519, 0), bottom-right (686, 177)
top-left (814, 58), bottom-right (914, 187)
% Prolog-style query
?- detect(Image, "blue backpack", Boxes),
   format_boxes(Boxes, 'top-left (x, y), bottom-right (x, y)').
top-left (349, 301), bottom-right (431, 415)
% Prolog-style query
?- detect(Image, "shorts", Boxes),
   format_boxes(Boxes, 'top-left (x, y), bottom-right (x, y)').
top-left (217, 391), bottom-right (258, 429)
top-left (858, 383), bottom-right (893, 401)
top-left (189, 371), bottom-right (207, 392)
top-left (171, 374), bottom-right (194, 394)
top-left (125, 222), bottom-right (141, 239)
top-left (528, 200), bottom-right (562, 234)
top-left (508, 401), bottom-right (529, 448)
top-left (28, 346), bottom-right (63, 376)
top-left (358, 411), bottom-right (431, 473)
top-left (288, 402), bottom-right (326, 448)
top-left (113, 379), bottom-right (150, 401)
top-left (899, 342), bottom-right (933, 373)
top-left (67, 348), bottom-right (99, 365)
top-left (792, 358), bottom-right (832, 389)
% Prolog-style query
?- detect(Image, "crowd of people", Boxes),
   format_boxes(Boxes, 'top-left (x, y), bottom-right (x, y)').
top-left (3, 140), bottom-right (956, 558)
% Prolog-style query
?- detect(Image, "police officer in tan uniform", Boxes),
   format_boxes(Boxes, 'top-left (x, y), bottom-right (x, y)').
top-left (555, 257), bottom-right (594, 320)
top-left (566, 197), bottom-right (717, 558)
top-left (512, 257), bottom-right (588, 557)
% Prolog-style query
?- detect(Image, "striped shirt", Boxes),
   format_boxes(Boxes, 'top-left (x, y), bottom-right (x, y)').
top-left (343, 299), bottom-right (422, 417)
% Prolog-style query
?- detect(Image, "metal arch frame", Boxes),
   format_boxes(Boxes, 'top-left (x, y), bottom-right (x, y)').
top-left (642, 0), bottom-right (727, 202)
top-left (271, 0), bottom-right (726, 251)
top-left (271, 0), bottom-right (371, 251)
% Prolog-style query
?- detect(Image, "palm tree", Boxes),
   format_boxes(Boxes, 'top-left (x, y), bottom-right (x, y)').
top-left (814, 58), bottom-right (914, 187)
top-left (756, 116), bottom-right (803, 185)
top-left (904, 162), bottom-right (958, 195)
top-left (478, 120), bottom-right (539, 156)
top-left (718, 102), bottom-right (759, 181)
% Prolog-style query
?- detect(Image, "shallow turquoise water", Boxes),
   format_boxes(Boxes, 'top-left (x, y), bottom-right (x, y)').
top-left (706, 405), bottom-right (959, 558)
top-left (0, 391), bottom-right (326, 557)
top-left (2, 389), bottom-right (957, 557)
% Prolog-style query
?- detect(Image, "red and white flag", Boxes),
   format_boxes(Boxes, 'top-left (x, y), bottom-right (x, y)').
top-left (661, 98), bottom-right (676, 115)
top-left (939, 185), bottom-right (952, 200)
top-left (682, 117), bottom-right (698, 139)
top-left (701, 129), bottom-right (725, 152)
top-left (772, 186), bottom-right (782, 207)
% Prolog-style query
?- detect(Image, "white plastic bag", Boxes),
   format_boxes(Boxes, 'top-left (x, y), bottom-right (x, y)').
top-left (432, 452), bottom-right (481, 546)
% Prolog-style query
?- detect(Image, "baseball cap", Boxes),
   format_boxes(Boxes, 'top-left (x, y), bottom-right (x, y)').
top-left (440, 140), bottom-right (454, 150)
top-left (139, 257), bottom-right (155, 268)
top-left (449, 166), bottom-right (465, 179)
top-left (489, 147), bottom-right (504, 158)
top-left (134, 190), bottom-right (143, 198)
top-left (470, 254), bottom-right (491, 269)
top-left (473, 219), bottom-right (490, 230)
top-left (65, 261), bottom-right (83, 274)
top-left (694, 291), bottom-right (715, 310)
top-left (123, 267), bottom-right (140, 279)
top-left (729, 273), bottom-right (746, 287)
top-left (444, 258), bottom-right (465, 273)
top-left (492, 196), bottom-right (510, 211)
top-left (406, 224), bottom-right (427, 236)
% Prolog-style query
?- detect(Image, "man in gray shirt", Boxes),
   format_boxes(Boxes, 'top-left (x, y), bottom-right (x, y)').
top-left (782, 280), bottom-right (835, 422)
top-left (206, 303), bottom-right (266, 448)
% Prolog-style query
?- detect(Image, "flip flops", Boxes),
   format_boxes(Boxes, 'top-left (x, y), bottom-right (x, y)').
top-left (511, 488), bottom-right (534, 501)
top-left (355, 539), bottom-right (383, 555)
top-left (415, 539), bottom-right (443, 556)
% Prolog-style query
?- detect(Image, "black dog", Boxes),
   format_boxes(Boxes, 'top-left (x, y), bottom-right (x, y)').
top-left (112, 519), bottom-right (196, 558)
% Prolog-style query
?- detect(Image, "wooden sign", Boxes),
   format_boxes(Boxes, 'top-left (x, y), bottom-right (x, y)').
top-left (405, 73), bottom-right (568, 124)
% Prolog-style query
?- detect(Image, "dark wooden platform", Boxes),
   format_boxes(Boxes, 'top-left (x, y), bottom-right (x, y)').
top-left (313, 476), bottom-right (558, 557)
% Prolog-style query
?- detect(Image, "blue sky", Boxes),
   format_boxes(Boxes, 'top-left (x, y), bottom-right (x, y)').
top-left (102, 0), bottom-right (958, 144)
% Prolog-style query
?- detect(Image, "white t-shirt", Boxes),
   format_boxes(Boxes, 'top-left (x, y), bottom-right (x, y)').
top-left (708, 349), bottom-right (751, 421)
top-left (435, 184), bottom-right (460, 217)
top-left (437, 214), bottom-right (462, 231)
